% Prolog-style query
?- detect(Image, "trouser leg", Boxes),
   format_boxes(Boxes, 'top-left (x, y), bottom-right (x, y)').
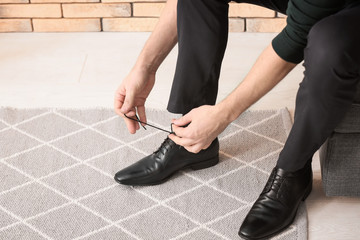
top-left (167, 0), bottom-right (230, 114)
top-left (240, 0), bottom-right (288, 14)
top-left (167, 0), bottom-right (289, 115)
top-left (277, 4), bottom-right (360, 171)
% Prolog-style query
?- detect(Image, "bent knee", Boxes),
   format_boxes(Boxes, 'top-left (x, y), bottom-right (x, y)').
top-left (306, 14), bottom-right (355, 66)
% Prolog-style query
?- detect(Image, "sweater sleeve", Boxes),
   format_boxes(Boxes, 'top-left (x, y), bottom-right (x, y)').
top-left (272, 0), bottom-right (345, 64)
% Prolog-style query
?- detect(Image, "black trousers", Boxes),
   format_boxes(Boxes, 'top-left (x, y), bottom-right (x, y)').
top-left (167, 0), bottom-right (360, 171)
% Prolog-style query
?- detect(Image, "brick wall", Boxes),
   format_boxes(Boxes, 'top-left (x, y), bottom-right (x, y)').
top-left (0, 1), bottom-right (286, 32)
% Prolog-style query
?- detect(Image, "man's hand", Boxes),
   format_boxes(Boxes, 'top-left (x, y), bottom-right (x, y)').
top-left (114, 68), bottom-right (155, 134)
top-left (113, 0), bottom-right (177, 134)
top-left (169, 105), bottom-right (231, 153)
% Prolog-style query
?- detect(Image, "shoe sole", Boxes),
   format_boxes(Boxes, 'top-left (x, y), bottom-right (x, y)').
top-left (238, 181), bottom-right (313, 240)
top-left (115, 155), bottom-right (219, 186)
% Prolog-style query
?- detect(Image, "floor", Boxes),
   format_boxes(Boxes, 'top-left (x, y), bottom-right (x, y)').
top-left (1, 32), bottom-right (359, 239)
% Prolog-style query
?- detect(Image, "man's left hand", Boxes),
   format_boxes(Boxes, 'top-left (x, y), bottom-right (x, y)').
top-left (169, 105), bottom-right (231, 153)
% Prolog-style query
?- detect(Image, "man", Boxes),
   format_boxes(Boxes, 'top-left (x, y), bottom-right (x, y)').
top-left (114, 0), bottom-right (360, 239)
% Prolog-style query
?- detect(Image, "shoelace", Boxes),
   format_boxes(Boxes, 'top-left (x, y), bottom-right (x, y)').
top-left (263, 169), bottom-right (284, 194)
top-left (124, 114), bottom-right (177, 157)
top-left (271, 174), bottom-right (284, 192)
top-left (153, 137), bottom-right (173, 156)
top-left (124, 114), bottom-right (174, 134)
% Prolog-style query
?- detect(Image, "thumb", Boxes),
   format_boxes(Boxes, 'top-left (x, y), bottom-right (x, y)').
top-left (120, 91), bottom-right (135, 114)
top-left (172, 112), bottom-right (192, 127)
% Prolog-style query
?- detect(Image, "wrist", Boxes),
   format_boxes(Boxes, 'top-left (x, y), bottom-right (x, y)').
top-left (215, 102), bottom-right (237, 126)
top-left (134, 51), bottom-right (162, 75)
top-left (133, 62), bottom-right (157, 76)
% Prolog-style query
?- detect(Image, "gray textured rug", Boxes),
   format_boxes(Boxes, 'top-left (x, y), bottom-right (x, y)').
top-left (0, 108), bottom-right (307, 240)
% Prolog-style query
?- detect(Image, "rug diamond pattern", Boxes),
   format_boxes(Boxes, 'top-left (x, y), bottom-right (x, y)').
top-left (0, 108), bottom-right (307, 240)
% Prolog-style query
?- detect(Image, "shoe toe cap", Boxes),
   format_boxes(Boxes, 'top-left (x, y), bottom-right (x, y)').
top-left (239, 215), bottom-right (271, 240)
top-left (114, 170), bottom-right (132, 184)
top-left (114, 166), bottom-right (144, 185)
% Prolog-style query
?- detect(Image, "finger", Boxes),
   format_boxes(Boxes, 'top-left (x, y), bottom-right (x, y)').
top-left (137, 105), bottom-right (147, 127)
top-left (120, 90), bottom-right (135, 114)
top-left (123, 118), bottom-right (137, 134)
top-left (122, 111), bottom-right (141, 134)
top-left (169, 134), bottom-right (195, 147)
top-left (172, 111), bottom-right (193, 127)
top-left (184, 144), bottom-right (202, 154)
top-left (171, 124), bottom-right (190, 138)
top-left (115, 93), bottom-right (136, 117)
top-left (128, 110), bottom-right (141, 131)
top-left (114, 92), bottom-right (125, 116)
top-left (121, 113), bottom-right (138, 134)
top-left (202, 142), bottom-right (211, 150)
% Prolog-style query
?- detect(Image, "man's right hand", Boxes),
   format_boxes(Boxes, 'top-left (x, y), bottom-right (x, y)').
top-left (114, 68), bottom-right (155, 134)
top-left (113, 0), bottom-right (177, 134)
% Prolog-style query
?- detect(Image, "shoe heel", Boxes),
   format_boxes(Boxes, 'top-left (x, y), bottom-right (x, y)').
top-left (190, 156), bottom-right (219, 170)
top-left (302, 183), bottom-right (312, 201)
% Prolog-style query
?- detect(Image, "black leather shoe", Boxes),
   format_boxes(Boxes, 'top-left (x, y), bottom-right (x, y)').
top-left (114, 137), bottom-right (219, 186)
top-left (238, 163), bottom-right (312, 240)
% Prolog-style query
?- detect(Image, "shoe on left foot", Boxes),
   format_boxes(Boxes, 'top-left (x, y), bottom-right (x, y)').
top-left (238, 163), bottom-right (312, 240)
top-left (114, 137), bottom-right (219, 186)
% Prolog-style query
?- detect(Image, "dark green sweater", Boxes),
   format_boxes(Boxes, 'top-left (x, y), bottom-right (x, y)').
top-left (272, 0), bottom-right (359, 64)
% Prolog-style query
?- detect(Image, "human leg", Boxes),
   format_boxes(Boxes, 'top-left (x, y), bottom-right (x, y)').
top-left (277, 3), bottom-right (360, 171)
top-left (167, 0), bottom-right (230, 114)
top-left (240, 0), bottom-right (288, 14)
top-left (240, 4), bottom-right (360, 239)
top-left (168, 0), bottom-right (289, 114)
top-left (115, 0), bottom-right (291, 186)
top-left (115, 0), bottom-right (230, 185)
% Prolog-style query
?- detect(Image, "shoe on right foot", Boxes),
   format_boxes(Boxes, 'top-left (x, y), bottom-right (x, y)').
top-left (239, 163), bottom-right (313, 240)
